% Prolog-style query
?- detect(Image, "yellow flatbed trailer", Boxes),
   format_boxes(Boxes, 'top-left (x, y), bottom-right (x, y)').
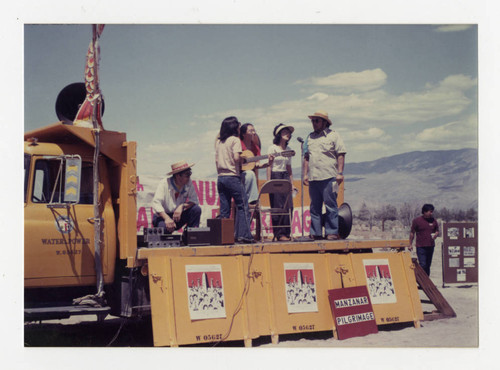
top-left (138, 239), bottom-right (423, 347)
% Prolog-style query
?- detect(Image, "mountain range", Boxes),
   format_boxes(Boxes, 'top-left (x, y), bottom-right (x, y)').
top-left (293, 148), bottom-right (478, 213)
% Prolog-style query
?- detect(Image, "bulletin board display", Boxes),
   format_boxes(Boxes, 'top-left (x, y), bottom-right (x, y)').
top-left (442, 222), bottom-right (478, 285)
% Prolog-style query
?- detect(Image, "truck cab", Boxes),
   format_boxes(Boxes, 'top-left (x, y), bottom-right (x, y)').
top-left (24, 122), bottom-right (143, 320)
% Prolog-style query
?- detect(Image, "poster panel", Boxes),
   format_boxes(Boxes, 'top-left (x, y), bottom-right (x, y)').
top-left (283, 262), bottom-right (318, 313)
top-left (442, 222), bottom-right (478, 284)
top-left (362, 259), bottom-right (397, 304)
top-left (185, 264), bottom-right (226, 320)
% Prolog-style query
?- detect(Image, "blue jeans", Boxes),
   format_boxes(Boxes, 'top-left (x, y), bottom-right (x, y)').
top-left (417, 246), bottom-right (435, 276)
top-left (241, 170), bottom-right (259, 204)
top-left (309, 177), bottom-right (338, 237)
top-left (217, 175), bottom-right (253, 240)
top-left (152, 205), bottom-right (202, 231)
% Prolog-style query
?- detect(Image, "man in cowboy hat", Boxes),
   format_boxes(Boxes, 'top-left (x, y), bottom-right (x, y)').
top-left (303, 111), bottom-right (346, 240)
top-left (152, 160), bottom-right (201, 233)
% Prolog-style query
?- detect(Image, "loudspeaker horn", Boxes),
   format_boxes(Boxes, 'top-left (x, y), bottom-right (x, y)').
top-left (55, 82), bottom-right (105, 124)
top-left (338, 202), bottom-right (353, 239)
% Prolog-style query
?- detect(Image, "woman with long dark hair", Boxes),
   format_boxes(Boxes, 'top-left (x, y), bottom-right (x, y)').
top-left (267, 123), bottom-right (296, 241)
top-left (215, 116), bottom-right (255, 244)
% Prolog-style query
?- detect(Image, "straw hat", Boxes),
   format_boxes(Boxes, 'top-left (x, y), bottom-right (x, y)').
top-left (308, 111), bottom-right (332, 126)
top-left (167, 160), bottom-right (195, 175)
top-left (273, 123), bottom-right (295, 137)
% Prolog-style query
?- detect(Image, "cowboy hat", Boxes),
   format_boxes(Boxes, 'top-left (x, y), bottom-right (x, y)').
top-left (167, 160), bottom-right (195, 175)
top-left (308, 111), bottom-right (332, 126)
top-left (273, 123), bottom-right (295, 136)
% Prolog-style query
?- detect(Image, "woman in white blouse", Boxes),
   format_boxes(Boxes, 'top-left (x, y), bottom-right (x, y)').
top-left (267, 124), bottom-right (297, 241)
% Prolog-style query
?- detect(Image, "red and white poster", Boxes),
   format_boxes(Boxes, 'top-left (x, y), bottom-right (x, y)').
top-left (363, 259), bottom-right (397, 304)
top-left (328, 286), bottom-right (378, 340)
top-left (185, 264), bottom-right (226, 320)
top-left (283, 263), bottom-right (318, 313)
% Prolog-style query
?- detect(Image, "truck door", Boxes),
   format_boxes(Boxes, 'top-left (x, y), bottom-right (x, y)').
top-left (24, 155), bottom-right (100, 287)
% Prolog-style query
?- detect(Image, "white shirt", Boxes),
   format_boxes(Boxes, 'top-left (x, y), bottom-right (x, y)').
top-left (215, 136), bottom-right (242, 176)
top-left (304, 128), bottom-right (347, 181)
top-left (267, 143), bottom-right (292, 172)
top-left (152, 177), bottom-right (199, 214)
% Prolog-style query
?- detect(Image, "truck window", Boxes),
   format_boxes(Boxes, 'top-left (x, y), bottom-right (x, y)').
top-left (33, 159), bottom-right (62, 203)
top-left (32, 159), bottom-right (94, 204)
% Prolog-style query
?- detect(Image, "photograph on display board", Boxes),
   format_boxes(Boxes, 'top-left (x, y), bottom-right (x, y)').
top-left (448, 246), bottom-right (461, 257)
top-left (457, 269), bottom-right (467, 282)
top-left (447, 227), bottom-right (459, 240)
top-left (185, 264), bottom-right (226, 320)
top-left (463, 227), bottom-right (475, 238)
top-left (449, 258), bottom-right (460, 268)
top-left (283, 263), bottom-right (318, 313)
top-left (363, 259), bottom-right (397, 304)
top-left (464, 258), bottom-right (476, 268)
top-left (464, 246), bottom-right (476, 256)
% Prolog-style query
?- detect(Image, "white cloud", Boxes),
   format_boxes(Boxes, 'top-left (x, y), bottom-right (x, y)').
top-left (426, 74), bottom-right (477, 90)
top-left (296, 68), bottom-right (387, 93)
top-left (336, 74), bottom-right (476, 125)
top-left (306, 92), bottom-right (329, 101)
top-left (435, 25), bottom-right (472, 33)
top-left (344, 127), bottom-right (386, 141)
top-left (415, 115), bottom-right (477, 148)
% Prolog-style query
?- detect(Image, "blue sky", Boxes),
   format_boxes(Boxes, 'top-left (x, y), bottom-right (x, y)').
top-left (24, 23), bottom-right (478, 178)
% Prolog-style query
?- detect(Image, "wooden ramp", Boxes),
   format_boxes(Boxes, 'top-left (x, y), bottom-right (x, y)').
top-left (412, 258), bottom-right (456, 321)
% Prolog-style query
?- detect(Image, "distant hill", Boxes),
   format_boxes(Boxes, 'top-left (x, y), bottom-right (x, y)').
top-left (293, 148), bottom-right (478, 212)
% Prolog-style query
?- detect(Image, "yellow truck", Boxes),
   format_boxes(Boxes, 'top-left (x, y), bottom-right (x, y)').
top-left (24, 89), bottom-right (144, 321)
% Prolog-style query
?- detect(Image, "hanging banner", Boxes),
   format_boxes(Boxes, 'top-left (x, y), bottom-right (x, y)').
top-left (135, 175), bottom-right (311, 238)
top-left (328, 285), bottom-right (378, 340)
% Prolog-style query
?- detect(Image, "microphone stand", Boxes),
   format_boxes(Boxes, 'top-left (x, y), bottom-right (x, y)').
top-left (295, 137), bottom-right (312, 242)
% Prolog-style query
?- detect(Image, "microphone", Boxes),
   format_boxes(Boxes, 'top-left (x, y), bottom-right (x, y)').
top-left (297, 137), bottom-right (304, 143)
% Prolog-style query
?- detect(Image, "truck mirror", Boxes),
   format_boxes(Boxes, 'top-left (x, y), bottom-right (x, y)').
top-left (63, 156), bottom-right (82, 203)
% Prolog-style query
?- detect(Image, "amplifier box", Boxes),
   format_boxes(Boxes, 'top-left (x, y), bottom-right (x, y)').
top-left (207, 218), bottom-right (234, 245)
top-left (139, 228), bottom-right (182, 248)
top-left (186, 227), bottom-right (211, 246)
top-left (143, 227), bottom-right (164, 241)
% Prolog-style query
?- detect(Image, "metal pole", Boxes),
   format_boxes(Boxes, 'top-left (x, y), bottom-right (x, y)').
top-left (91, 24), bottom-right (104, 298)
top-left (295, 138), bottom-right (311, 242)
top-left (300, 141), bottom-right (305, 238)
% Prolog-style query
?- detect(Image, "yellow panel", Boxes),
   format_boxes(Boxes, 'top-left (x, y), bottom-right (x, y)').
top-left (148, 255), bottom-right (177, 347)
top-left (118, 140), bottom-right (138, 264)
top-left (349, 252), bottom-right (423, 326)
top-left (149, 254), bottom-right (257, 346)
top-left (242, 254), bottom-right (273, 338)
top-left (267, 254), bottom-right (335, 335)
